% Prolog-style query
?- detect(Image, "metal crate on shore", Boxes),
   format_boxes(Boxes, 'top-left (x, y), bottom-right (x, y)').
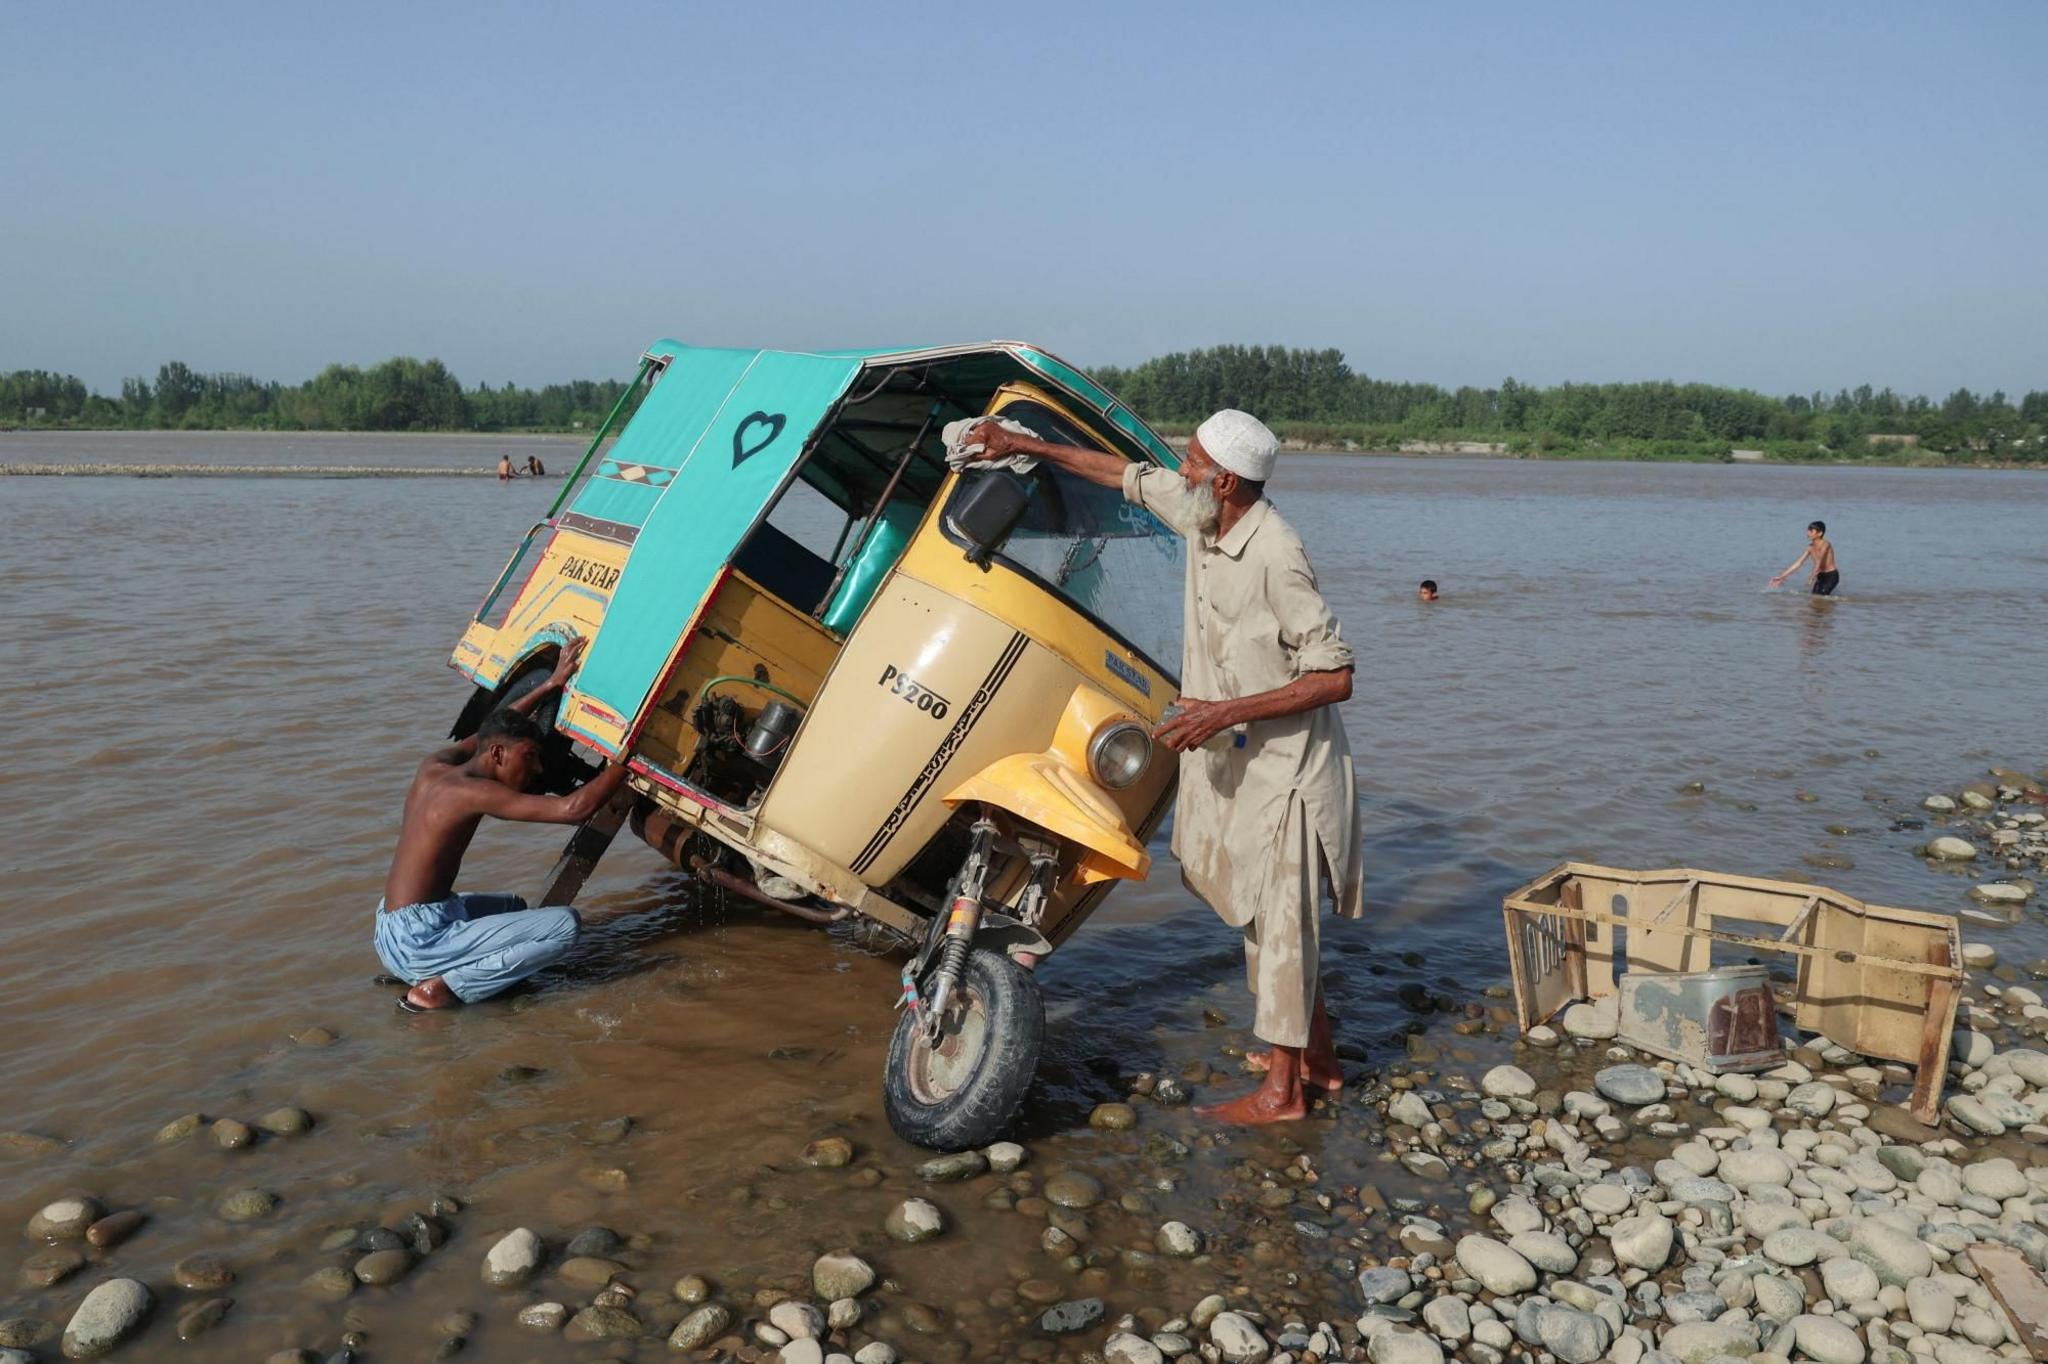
top-left (1502, 863), bottom-right (1965, 1123)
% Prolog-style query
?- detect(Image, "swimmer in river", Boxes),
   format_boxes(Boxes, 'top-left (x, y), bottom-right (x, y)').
top-left (497, 454), bottom-right (516, 482)
top-left (375, 638), bottom-right (630, 1011)
top-left (1770, 519), bottom-right (1839, 596)
top-left (1418, 579), bottom-right (1438, 603)
top-left (527, 455), bottom-right (547, 477)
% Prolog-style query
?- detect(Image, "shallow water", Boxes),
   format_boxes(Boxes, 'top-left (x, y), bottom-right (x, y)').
top-left (4, 448), bottom-right (2046, 1357)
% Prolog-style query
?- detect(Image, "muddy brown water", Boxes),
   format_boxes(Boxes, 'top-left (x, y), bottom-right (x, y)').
top-left (5, 435), bottom-right (2048, 1359)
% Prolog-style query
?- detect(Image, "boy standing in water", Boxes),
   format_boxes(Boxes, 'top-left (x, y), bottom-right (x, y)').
top-left (1771, 520), bottom-right (1839, 595)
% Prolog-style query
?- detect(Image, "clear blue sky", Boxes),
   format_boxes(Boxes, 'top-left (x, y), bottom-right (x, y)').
top-left (3, 2), bottom-right (2042, 398)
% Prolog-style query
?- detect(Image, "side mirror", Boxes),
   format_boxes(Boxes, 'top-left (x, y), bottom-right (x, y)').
top-left (945, 472), bottom-right (1032, 567)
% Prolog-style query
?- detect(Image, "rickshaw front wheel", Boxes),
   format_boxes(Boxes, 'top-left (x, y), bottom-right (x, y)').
top-left (882, 946), bottom-right (1043, 1151)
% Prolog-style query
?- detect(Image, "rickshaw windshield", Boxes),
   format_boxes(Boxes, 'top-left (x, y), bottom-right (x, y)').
top-left (945, 400), bottom-right (1183, 682)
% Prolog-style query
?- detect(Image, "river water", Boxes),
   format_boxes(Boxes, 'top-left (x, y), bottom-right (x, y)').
top-left (4, 435), bottom-right (2045, 1359)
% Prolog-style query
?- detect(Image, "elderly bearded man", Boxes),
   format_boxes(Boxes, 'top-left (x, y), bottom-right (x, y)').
top-left (965, 409), bottom-right (1362, 1124)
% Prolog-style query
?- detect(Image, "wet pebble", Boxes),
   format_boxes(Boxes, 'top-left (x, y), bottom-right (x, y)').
top-left (1043, 1170), bottom-right (1103, 1209)
top-left (802, 1136), bottom-right (855, 1168)
top-left (176, 1297), bottom-right (233, 1340)
top-left (482, 1227), bottom-right (542, 1286)
top-left (814, 1250), bottom-right (876, 1299)
top-left (1037, 1297), bottom-right (1104, 1334)
top-left (83, 1211), bottom-right (145, 1250)
top-left (1089, 1102), bottom-right (1137, 1130)
top-left (154, 1113), bottom-right (204, 1143)
top-left (915, 1150), bottom-right (987, 1182)
top-left (212, 1117), bottom-right (255, 1149)
top-left (667, 1302), bottom-right (730, 1348)
top-left (25, 1197), bottom-right (101, 1241)
top-left (353, 1248), bottom-right (413, 1285)
top-left (173, 1254), bottom-right (235, 1291)
top-left (518, 1301), bottom-right (568, 1332)
top-left (257, 1106), bottom-right (315, 1136)
top-left (216, 1188), bottom-right (278, 1221)
top-left (18, 1248), bottom-right (84, 1290)
top-left (61, 1278), bottom-right (153, 1359)
top-left (885, 1198), bottom-right (945, 1243)
top-left (564, 1305), bottom-right (643, 1340)
top-left (302, 1267), bottom-right (355, 1302)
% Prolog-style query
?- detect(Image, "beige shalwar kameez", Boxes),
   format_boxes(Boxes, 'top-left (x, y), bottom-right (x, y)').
top-left (1123, 464), bottom-right (1364, 1047)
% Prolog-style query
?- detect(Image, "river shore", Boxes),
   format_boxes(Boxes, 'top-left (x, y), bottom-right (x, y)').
top-left (6, 768), bottom-right (2044, 1364)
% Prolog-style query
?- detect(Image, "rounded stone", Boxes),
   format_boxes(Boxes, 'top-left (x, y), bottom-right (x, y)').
top-left (1106, 1332), bottom-right (1168, 1364)
top-left (985, 1140), bottom-right (1027, 1171)
top-left (913, 1150), bottom-right (986, 1182)
top-left (301, 1266), bottom-right (354, 1302)
top-left (60, 1279), bottom-right (152, 1359)
top-left (1848, 1218), bottom-right (1933, 1285)
top-left (668, 1304), bottom-right (730, 1350)
top-left (1821, 1256), bottom-right (1880, 1304)
top-left (1928, 836), bottom-right (1978, 861)
top-left (885, 1197), bottom-right (944, 1243)
top-left (563, 1305), bottom-right (643, 1341)
top-left (1508, 1230), bottom-right (1578, 1274)
top-left (1753, 1274), bottom-right (1806, 1323)
top-left (211, 1118), bottom-right (255, 1149)
top-left (1481, 1065), bottom-right (1536, 1100)
top-left (173, 1254), bottom-right (235, 1291)
top-left (1209, 1311), bottom-right (1270, 1364)
top-left (1043, 1170), bottom-right (1103, 1209)
top-left (1155, 1221), bottom-right (1201, 1257)
top-left (25, 1198), bottom-right (100, 1242)
top-left (1594, 1064), bottom-right (1666, 1106)
top-left (1455, 1234), bottom-right (1538, 1294)
top-left (215, 1188), bottom-right (277, 1222)
top-left (354, 1249), bottom-right (413, 1285)
top-left (1580, 1183), bottom-right (1633, 1215)
top-left (801, 1136), bottom-right (854, 1168)
top-left (482, 1227), bottom-right (543, 1287)
top-left (768, 1300), bottom-right (824, 1341)
top-left (1720, 1148), bottom-right (1794, 1188)
top-left (1367, 1329), bottom-right (1445, 1364)
top-left (1764, 1227), bottom-right (1840, 1267)
top-left (518, 1302), bottom-right (568, 1333)
top-left (1962, 1158), bottom-right (2028, 1200)
top-left (1089, 1102), bottom-right (1137, 1130)
top-left (1610, 1211), bottom-right (1675, 1270)
top-left (813, 1250), bottom-right (875, 1299)
top-left (1786, 1081), bottom-right (1838, 1117)
top-left (1791, 1312), bottom-right (1867, 1364)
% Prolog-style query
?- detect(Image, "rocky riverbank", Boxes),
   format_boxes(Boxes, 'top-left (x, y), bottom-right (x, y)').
top-left (6, 769), bottom-right (2048, 1363)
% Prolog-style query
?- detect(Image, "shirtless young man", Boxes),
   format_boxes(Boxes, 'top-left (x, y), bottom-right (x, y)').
top-left (1770, 520), bottom-right (1840, 596)
top-left (377, 638), bottom-right (630, 1010)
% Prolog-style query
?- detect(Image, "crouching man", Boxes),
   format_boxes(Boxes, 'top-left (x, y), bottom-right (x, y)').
top-left (378, 638), bottom-right (629, 1011)
top-left (966, 409), bottom-right (1363, 1123)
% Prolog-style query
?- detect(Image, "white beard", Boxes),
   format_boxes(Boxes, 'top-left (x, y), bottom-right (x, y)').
top-left (1187, 480), bottom-right (1222, 535)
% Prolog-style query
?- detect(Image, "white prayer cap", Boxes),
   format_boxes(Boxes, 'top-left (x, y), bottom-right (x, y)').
top-left (1194, 409), bottom-right (1279, 482)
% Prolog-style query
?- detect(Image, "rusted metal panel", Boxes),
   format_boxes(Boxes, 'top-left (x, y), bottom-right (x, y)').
top-left (1972, 1242), bottom-right (2048, 1361)
top-left (1618, 966), bottom-right (1782, 1073)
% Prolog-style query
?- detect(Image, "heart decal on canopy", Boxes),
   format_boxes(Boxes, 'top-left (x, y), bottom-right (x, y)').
top-left (732, 410), bottom-right (787, 467)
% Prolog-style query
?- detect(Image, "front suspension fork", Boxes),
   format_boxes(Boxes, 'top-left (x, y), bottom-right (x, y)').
top-left (923, 817), bottom-right (995, 1030)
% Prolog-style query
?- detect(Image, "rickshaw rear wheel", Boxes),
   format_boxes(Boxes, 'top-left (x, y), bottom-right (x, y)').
top-left (882, 946), bottom-right (1042, 1151)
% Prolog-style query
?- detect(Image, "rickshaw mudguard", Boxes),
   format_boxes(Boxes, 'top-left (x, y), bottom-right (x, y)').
top-left (944, 753), bottom-right (1150, 885)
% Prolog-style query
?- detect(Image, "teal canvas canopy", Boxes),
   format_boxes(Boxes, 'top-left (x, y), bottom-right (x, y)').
top-left (561, 338), bottom-right (1178, 745)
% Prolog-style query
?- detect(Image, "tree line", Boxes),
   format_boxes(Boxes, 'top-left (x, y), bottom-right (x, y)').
top-left (5, 346), bottom-right (2043, 461)
top-left (0, 359), bottom-right (632, 434)
top-left (1091, 345), bottom-right (2046, 462)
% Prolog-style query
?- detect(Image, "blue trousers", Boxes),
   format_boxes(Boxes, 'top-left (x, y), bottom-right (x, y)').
top-left (374, 893), bottom-right (580, 1003)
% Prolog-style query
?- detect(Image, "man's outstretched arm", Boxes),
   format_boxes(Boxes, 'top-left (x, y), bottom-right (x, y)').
top-left (467, 758), bottom-right (632, 825)
top-left (967, 421), bottom-right (1126, 489)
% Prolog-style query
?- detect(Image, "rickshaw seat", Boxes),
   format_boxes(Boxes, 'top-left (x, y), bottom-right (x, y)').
top-left (734, 523), bottom-right (835, 612)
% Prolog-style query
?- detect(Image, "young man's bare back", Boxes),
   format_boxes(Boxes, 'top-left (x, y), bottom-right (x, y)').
top-left (376, 639), bottom-right (629, 1010)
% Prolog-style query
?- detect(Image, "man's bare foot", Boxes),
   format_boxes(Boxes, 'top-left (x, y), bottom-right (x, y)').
top-left (402, 977), bottom-right (459, 1011)
top-left (1199, 1081), bottom-right (1309, 1125)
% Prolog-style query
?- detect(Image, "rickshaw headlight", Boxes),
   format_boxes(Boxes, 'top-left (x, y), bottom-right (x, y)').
top-left (1087, 720), bottom-right (1152, 790)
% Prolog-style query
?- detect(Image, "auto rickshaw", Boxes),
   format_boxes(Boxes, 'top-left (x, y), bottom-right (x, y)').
top-left (446, 339), bottom-right (1185, 1148)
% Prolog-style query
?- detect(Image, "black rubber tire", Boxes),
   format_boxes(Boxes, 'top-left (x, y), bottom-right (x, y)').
top-left (486, 662), bottom-right (590, 795)
top-left (883, 946), bottom-right (1043, 1151)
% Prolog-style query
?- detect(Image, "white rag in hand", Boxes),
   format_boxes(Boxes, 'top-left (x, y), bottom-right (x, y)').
top-left (942, 416), bottom-right (1039, 473)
